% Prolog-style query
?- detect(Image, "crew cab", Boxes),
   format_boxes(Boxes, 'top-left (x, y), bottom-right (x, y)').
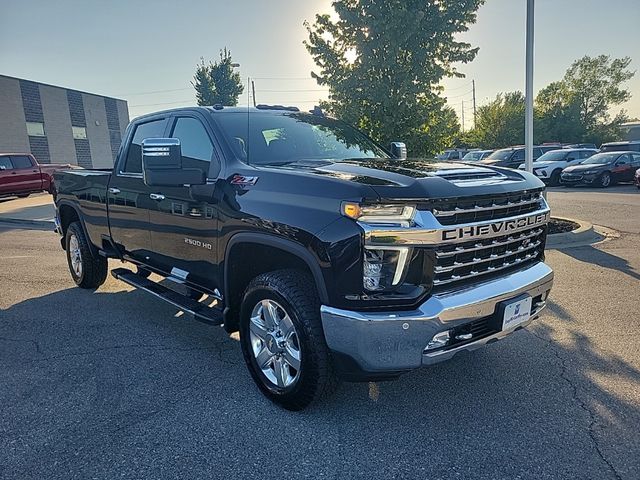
top-left (53, 106), bottom-right (554, 410)
top-left (517, 148), bottom-right (597, 186)
top-left (0, 153), bottom-right (74, 197)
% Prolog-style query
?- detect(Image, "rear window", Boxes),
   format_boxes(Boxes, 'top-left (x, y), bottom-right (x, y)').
top-left (601, 143), bottom-right (640, 153)
top-left (10, 155), bottom-right (33, 169)
top-left (0, 157), bottom-right (13, 170)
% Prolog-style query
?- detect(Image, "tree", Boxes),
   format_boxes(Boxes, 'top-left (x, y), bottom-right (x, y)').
top-left (192, 48), bottom-right (244, 106)
top-left (466, 55), bottom-right (635, 148)
top-left (305, 0), bottom-right (483, 156)
top-left (465, 92), bottom-right (525, 148)
top-left (563, 55), bottom-right (634, 131)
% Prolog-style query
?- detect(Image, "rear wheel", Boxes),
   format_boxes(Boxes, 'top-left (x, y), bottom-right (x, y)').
top-left (598, 172), bottom-right (612, 188)
top-left (239, 269), bottom-right (338, 410)
top-left (65, 222), bottom-right (108, 289)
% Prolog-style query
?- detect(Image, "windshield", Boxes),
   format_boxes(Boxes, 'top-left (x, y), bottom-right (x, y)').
top-left (463, 151), bottom-right (482, 161)
top-left (215, 111), bottom-right (389, 165)
top-left (536, 150), bottom-right (568, 162)
top-left (580, 153), bottom-right (620, 165)
top-left (485, 149), bottom-right (514, 161)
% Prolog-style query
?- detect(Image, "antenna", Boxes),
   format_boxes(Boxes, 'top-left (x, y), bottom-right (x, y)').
top-left (246, 76), bottom-right (251, 163)
top-left (251, 80), bottom-right (257, 107)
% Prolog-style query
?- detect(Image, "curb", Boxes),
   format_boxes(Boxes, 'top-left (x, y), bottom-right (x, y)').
top-left (0, 217), bottom-right (55, 230)
top-left (546, 216), bottom-right (604, 249)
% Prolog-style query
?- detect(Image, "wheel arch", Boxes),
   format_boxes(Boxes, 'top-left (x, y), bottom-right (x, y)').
top-left (56, 201), bottom-right (98, 256)
top-left (222, 233), bottom-right (329, 333)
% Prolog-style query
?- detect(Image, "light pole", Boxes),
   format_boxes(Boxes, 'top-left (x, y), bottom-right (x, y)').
top-left (525, 0), bottom-right (535, 173)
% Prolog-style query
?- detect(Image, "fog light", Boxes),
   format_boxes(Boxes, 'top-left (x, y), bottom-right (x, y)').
top-left (425, 330), bottom-right (451, 350)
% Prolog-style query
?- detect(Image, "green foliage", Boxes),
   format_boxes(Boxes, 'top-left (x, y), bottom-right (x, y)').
top-left (467, 55), bottom-right (634, 148)
top-left (305, 0), bottom-right (484, 156)
top-left (192, 48), bottom-right (244, 106)
top-left (465, 92), bottom-right (525, 149)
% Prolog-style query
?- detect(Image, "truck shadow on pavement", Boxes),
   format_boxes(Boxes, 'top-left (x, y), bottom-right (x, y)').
top-left (1, 287), bottom-right (639, 478)
top-left (558, 244), bottom-right (640, 282)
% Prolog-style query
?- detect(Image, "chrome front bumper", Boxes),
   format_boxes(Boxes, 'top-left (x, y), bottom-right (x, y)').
top-left (321, 261), bottom-right (554, 380)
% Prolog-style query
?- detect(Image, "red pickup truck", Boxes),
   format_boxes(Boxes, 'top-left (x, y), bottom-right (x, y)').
top-left (0, 153), bottom-right (75, 198)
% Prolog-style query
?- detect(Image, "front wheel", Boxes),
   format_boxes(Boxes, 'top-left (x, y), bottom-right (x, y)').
top-left (65, 222), bottom-right (108, 289)
top-left (598, 172), bottom-right (612, 188)
top-left (239, 270), bottom-right (338, 410)
top-left (549, 169), bottom-right (562, 187)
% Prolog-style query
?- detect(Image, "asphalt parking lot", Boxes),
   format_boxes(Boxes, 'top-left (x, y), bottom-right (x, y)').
top-left (1, 185), bottom-right (639, 479)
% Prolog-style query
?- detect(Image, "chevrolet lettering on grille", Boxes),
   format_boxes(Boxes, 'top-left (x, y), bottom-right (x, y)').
top-left (441, 212), bottom-right (550, 242)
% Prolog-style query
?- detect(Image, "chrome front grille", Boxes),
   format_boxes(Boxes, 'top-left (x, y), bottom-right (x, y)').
top-left (424, 190), bottom-right (544, 226)
top-left (433, 226), bottom-right (546, 287)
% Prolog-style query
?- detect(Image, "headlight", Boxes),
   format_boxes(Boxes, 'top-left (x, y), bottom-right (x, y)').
top-left (363, 246), bottom-right (410, 291)
top-left (341, 202), bottom-right (416, 227)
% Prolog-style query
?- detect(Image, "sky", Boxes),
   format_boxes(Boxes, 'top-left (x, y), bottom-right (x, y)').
top-left (1, 0), bottom-right (639, 126)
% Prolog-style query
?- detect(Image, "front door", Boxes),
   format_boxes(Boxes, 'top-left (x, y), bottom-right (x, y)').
top-left (0, 156), bottom-right (15, 195)
top-left (147, 115), bottom-right (222, 291)
top-left (108, 117), bottom-right (168, 261)
top-left (9, 155), bottom-right (42, 192)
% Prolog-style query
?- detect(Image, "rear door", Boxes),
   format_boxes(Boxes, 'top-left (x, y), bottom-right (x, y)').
top-left (9, 155), bottom-right (42, 193)
top-left (611, 153), bottom-right (633, 182)
top-left (147, 113), bottom-right (222, 289)
top-left (108, 117), bottom-right (168, 260)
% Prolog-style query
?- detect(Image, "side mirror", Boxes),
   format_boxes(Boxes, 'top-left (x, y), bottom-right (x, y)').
top-left (390, 142), bottom-right (407, 160)
top-left (142, 138), bottom-right (206, 187)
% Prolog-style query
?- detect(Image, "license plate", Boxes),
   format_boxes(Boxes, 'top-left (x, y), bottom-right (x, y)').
top-left (502, 296), bottom-right (532, 330)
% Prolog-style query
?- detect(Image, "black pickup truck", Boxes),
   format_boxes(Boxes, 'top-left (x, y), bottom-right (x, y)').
top-left (54, 105), bottom-right (554, 410)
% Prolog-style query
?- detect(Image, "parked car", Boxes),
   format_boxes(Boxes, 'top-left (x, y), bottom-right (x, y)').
top-left (0, 153), bottom-right (75, 198)
top-left (479, 146), bottom-right (556, 169)
top-left (53, 105), bottom-right (553, 410)
top-left (561, 151), bottom-right (640, 187)
top-left (599, 140), bottom-right (640, 153)
top-left (517, 148), bottom-right (597, 186)
top-left (436, 148), bottom-right (468, 160)
top-left (634, 168), bottom-right (640, 189)
top-left (462, 149), bottom-right (493, 161)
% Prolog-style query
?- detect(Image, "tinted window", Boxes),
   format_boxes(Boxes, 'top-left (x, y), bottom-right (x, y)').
top-left (616, 154), bottom-right (630, 165)
top-left (171, 117), bottom-right (214, 173)
top-left (0, 157), bottom-right (13, 170)
top-left (512, 149), bottom-right (525, 161)
top-left (485, 149), bottom-right (514, 161)
top-left (632, 153), bottom-right (640, 166)
top-left (215, 112), bottom-right (388, 165)
top-left (11, 155), bottom-right (33, 169)
top-left (123, 119), bottom-right (166, 173)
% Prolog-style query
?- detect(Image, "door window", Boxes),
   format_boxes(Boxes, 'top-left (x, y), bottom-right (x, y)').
top-left (171, 117), bottom-right (215, 174)
top-left (122, 119), bottom-right (166, 174)
top-left (512, 149), bottom-right (525, 162)
top-left (10, 156), bottom-right (33, 169)
top-left (616, 154), bottom-right (629, 165)
top-left (580, 150), bottom-right (594, 159)
top-left (0, 157), bottom-right (13, 170)
top-left (631, 153), bottom-right (640, 167)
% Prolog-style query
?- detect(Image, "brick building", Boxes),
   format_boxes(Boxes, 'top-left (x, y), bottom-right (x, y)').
top-left (0, 74), bottom-right (129, 168)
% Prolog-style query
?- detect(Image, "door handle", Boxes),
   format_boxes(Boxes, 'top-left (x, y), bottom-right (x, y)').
top-left (150, 193), bottom-right (165, 201)
top-left (108, 187), bottom-right (120, 194)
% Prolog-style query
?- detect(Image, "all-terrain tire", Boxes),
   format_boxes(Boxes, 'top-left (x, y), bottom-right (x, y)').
top-left (239, 269), bottom-right (338, 410)
top-left (65, 221), bottom-right (108, 289)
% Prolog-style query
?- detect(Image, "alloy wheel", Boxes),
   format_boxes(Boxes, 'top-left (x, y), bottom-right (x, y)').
top-left (249, 299), bottom-right (301, 388)
top-left (69, 234), bottom-right (83, 278)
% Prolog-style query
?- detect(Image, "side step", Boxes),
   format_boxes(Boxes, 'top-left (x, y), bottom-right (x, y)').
top-left (111, 268), bottom-right (224, 326)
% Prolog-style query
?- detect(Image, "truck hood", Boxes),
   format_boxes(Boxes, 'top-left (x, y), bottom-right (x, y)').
top-left (261, 158), bottom-right (543, 200)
